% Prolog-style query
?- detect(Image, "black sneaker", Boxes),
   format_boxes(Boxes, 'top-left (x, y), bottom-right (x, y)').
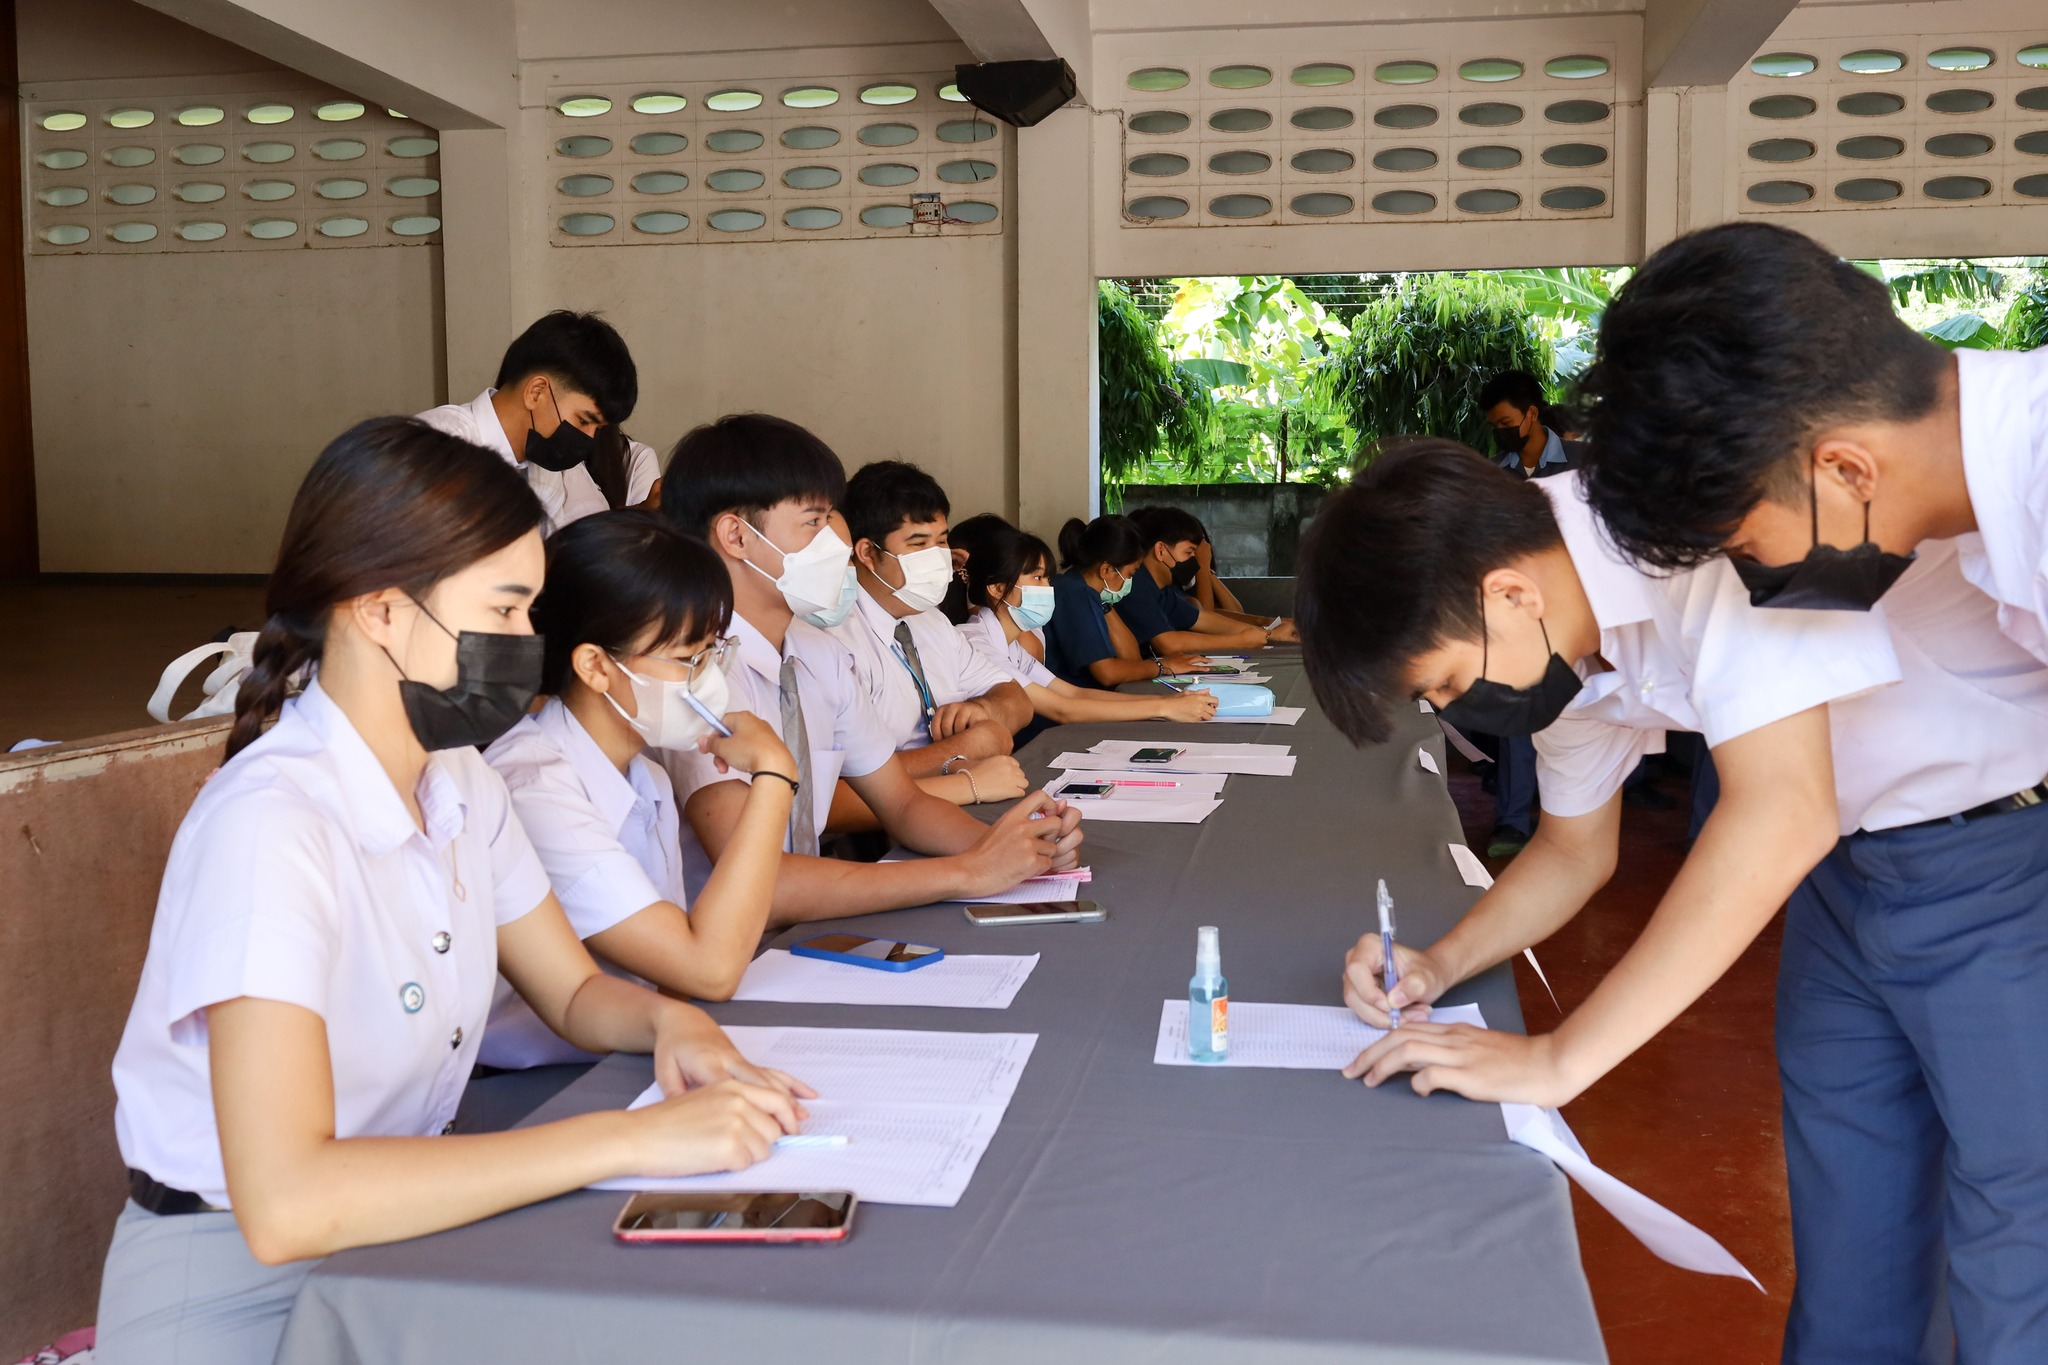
top-left (1486, 824), bottom-right (1530, 858)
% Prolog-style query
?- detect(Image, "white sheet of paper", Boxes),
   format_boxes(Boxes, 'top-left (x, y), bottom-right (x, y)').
top-left (1204, 707), bottom-right (1305, 726)
top-left (1149, 1001), bottom-right (1759, 1285)
top-left (597, 1027), bottom-right (1037, 1207)
top-left (731, 950), bottom-right (1038, 1009)
top-left (1449, 842), bottom-right (1493, 888)
top-left (1438, 720), bottom-right (1488, 763)
top-left (1166, 672), bottom-right (1271, 685)
top-left (1074, 797), bottom-right (1222, 824)
top-left (1153, 999), bottom-right (1485, 1067)
top-left (1418, 748), bottom-right (1441, 775)
top-left (1054, 740), bottom-right (1296, 777)
top-left (879, 852), bottom-right (1088, 904)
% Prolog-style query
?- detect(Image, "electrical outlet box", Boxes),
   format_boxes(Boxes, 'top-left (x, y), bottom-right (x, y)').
top-left (911, 192), bottom-right (944, 235)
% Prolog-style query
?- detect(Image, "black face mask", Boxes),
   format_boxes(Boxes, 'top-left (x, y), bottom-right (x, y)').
top-left (1438, 610), bottom-right (1584, 738)
top-left (1170, 555), bottom-right (1201, 590)
top-left (1728, 467), bottom-right (1916, 612)
top-left (522, 386), bottom-right (598, 473)
top-left (389, 603), bottom-right (543, 751)
top-left (1492, 424), bottom-right (1527, 457)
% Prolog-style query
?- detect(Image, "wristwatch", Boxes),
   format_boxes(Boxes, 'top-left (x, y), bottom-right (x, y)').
top-left (938, 754), bottom-right (970, 776)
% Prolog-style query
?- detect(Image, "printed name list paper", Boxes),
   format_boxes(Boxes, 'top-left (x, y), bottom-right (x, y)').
top-left (879, 851), bottom-right (1090, 905)
top-left (1150, 1000), bottom-right (1758, 1286)
top-left (1051, 740), bottom-right (1297, 777)
top-left (1048, 770), bottom-right (1227, 824)
top-left (732, 950), bottom-right (1039, 1009)
top-left (600, 1027), bottom-right (1037, 1207)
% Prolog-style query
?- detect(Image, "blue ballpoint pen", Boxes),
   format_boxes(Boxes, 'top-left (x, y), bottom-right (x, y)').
top-left (1377, 879), bottom-right (1401, 1028)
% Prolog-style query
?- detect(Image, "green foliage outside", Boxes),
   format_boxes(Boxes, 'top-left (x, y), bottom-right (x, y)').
top-left (1101, 256), bottom-right (2048, 502)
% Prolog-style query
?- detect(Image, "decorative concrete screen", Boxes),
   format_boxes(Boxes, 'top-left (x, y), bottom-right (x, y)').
top-left (27, 90), bottom-right (440, 255)
top-left (1732, 38), bottom-right (2048, 214)
top-left (544, 75), bottom-right (1006, 245)
top-left (1115, 51), bottom-right (1618, 228)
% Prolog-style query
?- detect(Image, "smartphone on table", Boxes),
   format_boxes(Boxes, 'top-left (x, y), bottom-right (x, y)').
top-left (1056, 779), bottom-right (1116, 799)
top-left (614, 1191), bottom-right (856, 1244)
top-left (790, 933), bottom-right (945, 971)
top-left (964, 900), bottom-right (1108, 926)
top-left (1129, 746), bottom-right (1184, 766)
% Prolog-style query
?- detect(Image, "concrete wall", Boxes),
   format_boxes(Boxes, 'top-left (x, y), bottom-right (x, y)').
top-left (1117, 482), bottom-right (1332, 577)
top-left (19, 0), bottom-right (445, 573)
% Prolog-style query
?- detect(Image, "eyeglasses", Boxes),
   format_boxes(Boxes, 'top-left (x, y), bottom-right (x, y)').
top-left (623, 635), bottom-right (736, 682)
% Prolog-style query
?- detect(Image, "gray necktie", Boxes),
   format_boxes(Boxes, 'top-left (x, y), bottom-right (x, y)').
top-left (776, 655), bottom-right (818, 856)
top-left (894, 621), bottom-right (937, 724)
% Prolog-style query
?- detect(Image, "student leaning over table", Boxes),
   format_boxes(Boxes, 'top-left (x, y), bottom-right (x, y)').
top-left (948, 512), bottom-right (1219, 727)
top-left (657, 413), bottom-right (1083, 925)
top-left (95, 419), bottom-right (810, 1365)
top-left (1540, 223), bottom-right (2048, 1365)
top-left (477, 510), bottom-right (802, 1070)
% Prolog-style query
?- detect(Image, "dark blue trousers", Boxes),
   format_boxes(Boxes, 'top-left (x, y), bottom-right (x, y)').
top-left (1778, 801), bottom-right (2048, 1364)
top-left (1495, 733), bottom-right (1538, 836)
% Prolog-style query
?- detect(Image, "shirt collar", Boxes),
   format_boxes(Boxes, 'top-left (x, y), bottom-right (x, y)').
top-left (1496, 428), bottom-right (1566, 473)
top-left (855, 585), bottom-right (909, 642)
top-left (465, 388), bottom-right (520, 468)
top-left (538, 698), bottom-right (655, 839)
top-left (730, 611), bottom-right (792, 687)
top-left (295, 679), bottom-right (468, 856)
top-left (1540, 472), bottom-right (1657, 634)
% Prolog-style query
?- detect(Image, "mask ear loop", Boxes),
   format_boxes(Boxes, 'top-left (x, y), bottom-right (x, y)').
top-left (1476, 584), bottom-right (1491, 683)
top-left (1808, 454), bottom-right (1821, 548)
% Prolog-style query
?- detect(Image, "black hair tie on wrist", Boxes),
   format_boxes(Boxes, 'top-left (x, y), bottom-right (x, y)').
top-left (756, 771), bottom-right (800, 796)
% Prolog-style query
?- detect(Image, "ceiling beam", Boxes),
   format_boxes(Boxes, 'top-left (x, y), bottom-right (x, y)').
top-left (1645, 0), bottom-right (1800, 88)
top-left (134, 0), bottom-right (516, 129)
top-left (926, 0), bottom-right (1093, 101)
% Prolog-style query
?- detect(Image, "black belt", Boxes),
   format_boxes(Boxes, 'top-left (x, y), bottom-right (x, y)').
top-left (1896, 781), bottom-right (2048, 833)
top-left (128, 1167), bottom-right (224, 1216)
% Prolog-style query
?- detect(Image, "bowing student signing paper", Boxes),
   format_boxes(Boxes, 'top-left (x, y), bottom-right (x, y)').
top-left (600, 1027), bottom-right (1037, 1206)
top-left (1152, 1000), bottom-right (1758, 1286)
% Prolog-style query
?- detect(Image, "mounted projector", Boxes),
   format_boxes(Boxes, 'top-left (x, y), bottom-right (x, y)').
top-left (953, 59), bottom-right (1078, 128)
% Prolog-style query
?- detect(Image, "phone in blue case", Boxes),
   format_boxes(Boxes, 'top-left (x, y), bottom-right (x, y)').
top-left (789, 933), bottom-right (946, 972)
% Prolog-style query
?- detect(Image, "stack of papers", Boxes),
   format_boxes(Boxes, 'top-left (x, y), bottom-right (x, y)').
top-left (1164, 671), bottom-right (1272, 685)
top-left (1150, 1001), bottom-right (1759, 1286)
top-left (732, 950), bottom-right (1039, 1009)
top-left (1048, 770), bottom-right (1227, 824)
top-left (599, 1027), bottom-right (1038, 1207)
top-left (881, 851), bottom-right (1091, 904)
top-left (1051, 740), bottom-right (1297, 777)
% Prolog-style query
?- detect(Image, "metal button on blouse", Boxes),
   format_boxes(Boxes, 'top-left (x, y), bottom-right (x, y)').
top-left (450, 1026), bottom-right (465, 1050)
top-left (432, 931), bottom-right (452, 954)
top-left (440, 1120), bottom-right (457, 1135)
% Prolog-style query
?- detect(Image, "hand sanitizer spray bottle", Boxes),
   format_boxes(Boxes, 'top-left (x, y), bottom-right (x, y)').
top-left (1188, 925), bottom-right (1228, 1063)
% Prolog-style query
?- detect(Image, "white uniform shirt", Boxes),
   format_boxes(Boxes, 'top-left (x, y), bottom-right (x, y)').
top-left (416, 389), bottom-right (608, 532)
top-left (478, 699), bottom-right (681, 1067)
top-left (1953, 345), bottom-right (2048, 664)
top-left (626, 438), bottom-right (661, 506)
top-left (960, 607), bottom-right (1057, 689)
top-left (661, 612), bottom-right (897, 896)
top-left (1824, 536), bottom-right (2048, 831)
top-left (111, 681), bottom-right (550, 1206)
top-left (833, 590), bottom-right (1017, 750)
top-left (1530, 473), bottom-right (1901, 820)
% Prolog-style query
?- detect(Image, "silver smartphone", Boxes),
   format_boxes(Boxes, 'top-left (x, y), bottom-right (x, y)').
top-left (963, 899), bottom-right (1107, 926)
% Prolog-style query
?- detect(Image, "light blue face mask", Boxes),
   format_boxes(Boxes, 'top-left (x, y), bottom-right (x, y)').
top-left (1098, 569), bottom-right (1133, 606)
top-left (1010, 585), bottom-right (1056, 632)
top-left (800, 565), bottom-right (860, 629)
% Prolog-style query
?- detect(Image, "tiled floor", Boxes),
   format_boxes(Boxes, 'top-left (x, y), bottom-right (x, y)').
top-left (0, 579), bottom-right (268, 747)
top-left (1449, 755), bottom-right (1794, 1365)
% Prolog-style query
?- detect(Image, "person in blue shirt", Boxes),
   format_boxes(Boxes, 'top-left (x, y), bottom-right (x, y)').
top-left (1044, 515), bottom-right (1210, 689)
top-left (1480, 370), bottom-right (1582, 482)
top-left (1119, 505), bottom-right (1296, 657)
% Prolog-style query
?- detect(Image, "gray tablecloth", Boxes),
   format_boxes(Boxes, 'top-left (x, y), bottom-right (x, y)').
top-left (277, 653), bottom-right (1604, 1365)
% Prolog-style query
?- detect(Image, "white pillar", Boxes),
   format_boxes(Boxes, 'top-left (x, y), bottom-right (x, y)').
top-left (1013, 103), bottom-right (1098, 539)
top-left (437, 128), bottom-right (515, 402)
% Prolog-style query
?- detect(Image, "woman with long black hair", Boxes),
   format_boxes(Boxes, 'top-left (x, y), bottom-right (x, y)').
top-left (96, 417), bottom-right (809, 1364)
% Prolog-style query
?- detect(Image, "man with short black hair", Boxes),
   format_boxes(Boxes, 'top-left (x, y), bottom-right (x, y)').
top-left (1118, 505), bottom-right (1295, 659)
top-left (837, 460), bottom-right (1031, 804)
top-left (1478, 369), bottom-right (1578, 481)
top-left (660, 414), bottom-right (1082, 925)
top-left (417, 310), bottom-right (637, 530)
top-left (1569, 220), bottom-right (2048, 1363)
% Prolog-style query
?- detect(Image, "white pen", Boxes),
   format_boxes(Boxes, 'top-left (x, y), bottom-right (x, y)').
top-left (774, 1134), bottom-right (852, 1150)
top-left (1377, 878), bottom-right (1401, 1029)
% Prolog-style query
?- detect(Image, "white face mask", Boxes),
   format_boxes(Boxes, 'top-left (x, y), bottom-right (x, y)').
top-left (882, 544), bottom-right (955, 613)
top-left (604, 656), bottom-right (730, 751)
top-left (740, 519), bottom-right (853, 620)
top-left (801, 564), bottom-right (860, 629)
